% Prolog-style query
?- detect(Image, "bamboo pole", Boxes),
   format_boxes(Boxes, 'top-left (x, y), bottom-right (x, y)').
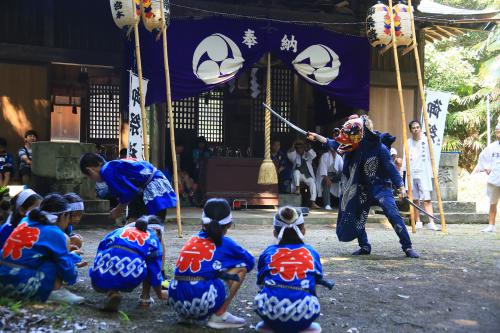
top-left (257, 53), bottom-right (278, 185)
top-left (133, 21), bottom-right (150, 162)
top-left (160, 2), bottom-right (183, 238)
top-left (407, 0), bottom-right (447, 232)
top-left (388, 0), bottom-right (416, 233)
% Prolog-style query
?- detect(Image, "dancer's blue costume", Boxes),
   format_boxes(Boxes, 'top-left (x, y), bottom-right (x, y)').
top-left (89, 225), bottom-right (163, 292)
top-left (254, 243), bottom-right (323, 333)
top-left (0, 217), bottom-right (80, 301)
top-left (0, 214), bottom-right (15, 249)
top-left (326, 128), bottom-right (412, 251)
top-left (100, 159), bottom-right (177, 214)
top-left (168, 231), bottom-right (255, 320)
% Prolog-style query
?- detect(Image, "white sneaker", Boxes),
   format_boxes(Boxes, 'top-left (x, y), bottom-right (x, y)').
top-left (255, 321), bottom-right (274, 333)
top-left (300, 322), bottom-right (322, 333)
top-left (415, 221), bottom-right (423, 229)
top-left (426, 222), bottom-right (440, 231)
top-left (206, 312), bottom-right (246, 329)
top-left (48, 288), bottom-right (85, 305)
top-left (324, 205), bottom-right (333, 210)
top-left (481, 225), bottom-right (496, 233)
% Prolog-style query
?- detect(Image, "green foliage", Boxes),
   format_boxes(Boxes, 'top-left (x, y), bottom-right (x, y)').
top-left (425, 23), bottom-right (500, 171)
top-left (118, 310), bottom-right (130, 322)
top-left (433, 0), bottom-right (497, 10)
top-left (0, 297), bottom-right (23, 313)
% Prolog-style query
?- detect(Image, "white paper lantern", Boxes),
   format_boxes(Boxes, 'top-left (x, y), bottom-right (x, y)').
top-left (110, 0), bottom-right (140, 30)
top-left (142, 0), bottom-right (171, 32)
top-left (393, 2), bottom-right (413, 46)
top-left (366, 2), bottom-right (392, 48)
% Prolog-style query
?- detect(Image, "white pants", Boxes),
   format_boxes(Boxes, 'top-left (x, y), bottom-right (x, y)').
top-left (293, 170), bottom-right (317, 201)
top-left (487, 183), bottom-right (500, 204)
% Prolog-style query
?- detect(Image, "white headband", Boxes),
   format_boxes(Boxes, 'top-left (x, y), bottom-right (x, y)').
top-left (68, 202), bottom-right (84, 212)
top-left (147, 223), bottom-right (164, 235)
top-left (16, 189), bottom-right (37, 207)
top-left (42, 209), bottom-right (70, 224)
top-left (201, 211), bottom-right (232, 225)
top-left (273, 210), bottom-right (305, 241)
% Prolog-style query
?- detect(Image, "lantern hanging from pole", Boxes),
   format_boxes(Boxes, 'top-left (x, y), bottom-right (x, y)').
top-left (142, 0), bottom-right (171, 32)
top-left (393, 1), bottom-right (413, 47)
top-left (366, 2), bottom-right (392, 48)
top-left (110, 0), bottom-right (141, 30)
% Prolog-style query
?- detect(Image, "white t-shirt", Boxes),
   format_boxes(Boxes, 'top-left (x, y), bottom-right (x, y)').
top-left (402, 136), bottom-right (433, 191)
top-left (476, 141), bottom-right (500, 186)
top-left (404, 136), bottom-right (431, 178)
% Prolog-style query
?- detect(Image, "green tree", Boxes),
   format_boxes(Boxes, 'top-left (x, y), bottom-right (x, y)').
top-left (425, 26), bottom-right (500, 171)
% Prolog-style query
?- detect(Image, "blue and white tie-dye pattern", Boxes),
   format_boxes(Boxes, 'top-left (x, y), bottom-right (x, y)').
top-left (254, 243), bottom-right (323, 333)
top-left (100, 159), bottom-right (177, 214)
top-left (89, 225), bottom-right (163, 292)
top-left (168, 231), bottom-right (255, 320)
top-left (0, 217), bottom-right (79, 301)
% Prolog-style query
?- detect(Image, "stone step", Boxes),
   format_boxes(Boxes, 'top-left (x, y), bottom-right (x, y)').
top-left (165, 213), bottom-right (388, 226)
top-left (417, 212), bottom-right (488, 224)
top-left (431, 201), bottom-right (476, 213)
top-left (84, 200), bottom-right (110, 213)
top-left (79, 212), bottom-right (115, 228)
top-left (278, 193), bottom-right (302, 207)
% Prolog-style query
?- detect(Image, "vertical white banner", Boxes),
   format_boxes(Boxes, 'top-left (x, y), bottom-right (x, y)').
top-left (128, 71), bottom-right (148, 160)
top-left (421, 90), bottom-right (451, 168)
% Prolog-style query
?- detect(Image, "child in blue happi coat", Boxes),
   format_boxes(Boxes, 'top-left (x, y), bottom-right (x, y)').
top-left (0, 193), bottom-right (85, 304)
top-left (63, 193), bottom-right (85, 250)
top-left (0, 189), bottom-right (42, 249)
top-left (89, 215), bottom-right (167, 311)
top-left (79, 153), bottom-right (176, 221)
top-left (254, 206), bottom-right (324, 333)
top-left (169, 198), bottom-right (255, 329)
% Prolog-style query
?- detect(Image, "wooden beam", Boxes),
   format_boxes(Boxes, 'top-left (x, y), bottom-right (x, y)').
top-left (335, 1), bottom-right (350, 9)
top-left (378, 41), bottom-right (394, 55)
top-left (0, 43), bottom-right (121, 67)
top-left (439, 26), bottom-right (465, 36)
top-left (426, 30), bottom-right (445, 40)
top-left (435, 26), bottom-right (457, 38)
top-left (425, 35), bottom-right (436, 43)
top-left (401, 43), bottom-right (417, 56)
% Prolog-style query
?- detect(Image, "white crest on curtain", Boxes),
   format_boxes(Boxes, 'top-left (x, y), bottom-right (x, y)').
top-left (292, 44), bottom-right (340, 86)
top-left (192, 33), bottom-right (245, 85)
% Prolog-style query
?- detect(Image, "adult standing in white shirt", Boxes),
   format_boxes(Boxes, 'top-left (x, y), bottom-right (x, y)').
top-left (287, 140), bottom-right (320, 209)
top-left (403, 120), bottom-right (438, 230)
top-left (316, 148), bottom-right (343, 210)
top-left (474, 125), bottom-right (500, 233)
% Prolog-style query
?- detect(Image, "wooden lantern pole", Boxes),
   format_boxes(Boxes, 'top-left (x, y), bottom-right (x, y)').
top-left (257, 53), bottom-right (278, 185)
top-left (407, 0), bottom-right (446, 232)
top-left (160, 1), bottom-right (183, 237)
top-left (388, 0), bottom-right (416, 233)
top-left (133, 21), bottom-right (150, 162)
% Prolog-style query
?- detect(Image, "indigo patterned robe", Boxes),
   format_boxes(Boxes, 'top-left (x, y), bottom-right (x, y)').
top-left (327, 129), bottom-right (404, 242)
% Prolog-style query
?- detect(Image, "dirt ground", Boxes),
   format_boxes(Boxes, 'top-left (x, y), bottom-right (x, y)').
top-left (1, 223), bottom-right (499, 333)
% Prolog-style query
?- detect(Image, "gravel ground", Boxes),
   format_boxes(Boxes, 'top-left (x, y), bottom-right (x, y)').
top-left (1, 223), bottom-right (499, 333)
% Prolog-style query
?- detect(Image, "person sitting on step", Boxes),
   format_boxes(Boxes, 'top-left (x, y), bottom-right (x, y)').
top-left (287, 140), bottom-right (320, 209)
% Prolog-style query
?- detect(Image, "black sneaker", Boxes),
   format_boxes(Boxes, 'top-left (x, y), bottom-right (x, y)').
top-left (352, 246), bottom-right (371, 255)
top-left (404, 248), bottom-right (420, 258)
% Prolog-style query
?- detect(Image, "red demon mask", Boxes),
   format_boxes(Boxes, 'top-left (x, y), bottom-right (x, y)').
top-left (333, 115), bottom-right (364, 153)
